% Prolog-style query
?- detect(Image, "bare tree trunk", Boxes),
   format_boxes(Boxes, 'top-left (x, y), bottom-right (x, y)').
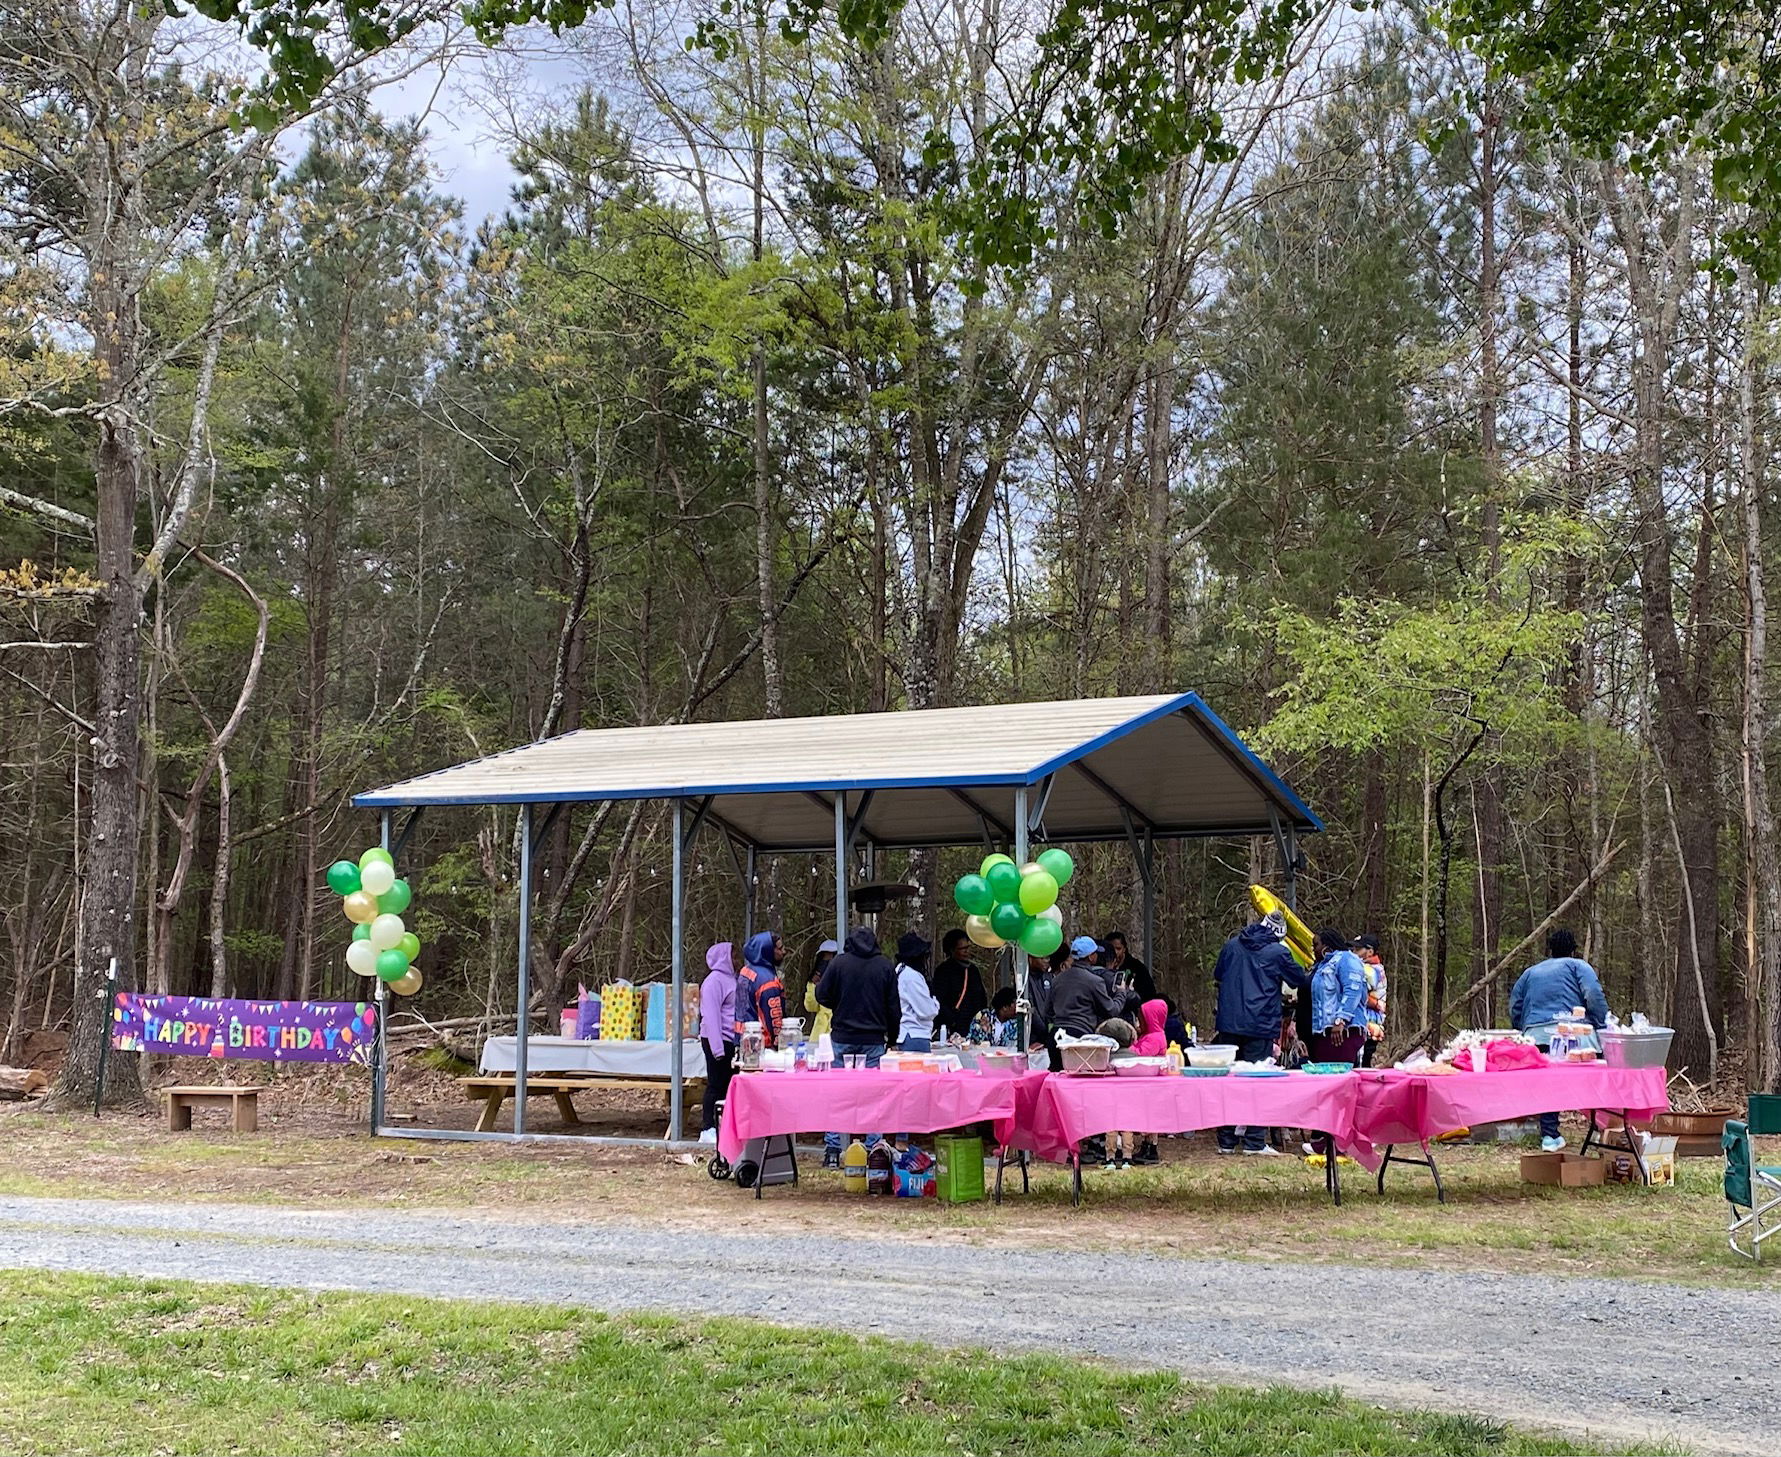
top-left (1738, 273), bottom-right (1781, 1090)
top-left (209, 755), bottom-right (233, 999)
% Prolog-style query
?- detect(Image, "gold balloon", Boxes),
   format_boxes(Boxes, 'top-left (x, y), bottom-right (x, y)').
top-left (343, 891), bottom-right (379, 925)
top-left (390, 967), bottom-right (423, 996)
top-left (1020, 861), bottom-right (1043, 877)
top-left (964, 914), bottom-right (1006, 950)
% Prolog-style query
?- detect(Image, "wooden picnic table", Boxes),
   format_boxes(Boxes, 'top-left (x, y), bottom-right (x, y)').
top-left (457, 1070), bottom-right (705, 1135)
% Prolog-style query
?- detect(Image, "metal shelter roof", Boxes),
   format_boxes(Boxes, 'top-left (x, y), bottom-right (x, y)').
top-left (355, 692), bottom-right (1320, 851)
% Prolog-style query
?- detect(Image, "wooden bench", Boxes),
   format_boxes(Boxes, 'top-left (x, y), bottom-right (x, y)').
top-left (458, 1072), bottom-right (705, 1135)
top-left (164, 1085), bottom-right (259, 1133)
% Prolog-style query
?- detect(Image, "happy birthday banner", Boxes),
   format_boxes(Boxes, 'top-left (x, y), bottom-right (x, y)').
top-left (110, 993), bottom-right (376, 1065)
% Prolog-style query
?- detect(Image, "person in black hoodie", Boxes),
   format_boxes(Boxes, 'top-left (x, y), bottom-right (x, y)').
top-left (814, 925), bottom-right (901, 1166)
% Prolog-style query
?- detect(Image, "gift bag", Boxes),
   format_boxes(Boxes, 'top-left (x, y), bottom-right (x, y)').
top-left (600, 983), bottom-right (643, 1041)
top-left (645, 982), bottom-right (668, 1042)
top-left (679, 982), bottom-right (700, 1039)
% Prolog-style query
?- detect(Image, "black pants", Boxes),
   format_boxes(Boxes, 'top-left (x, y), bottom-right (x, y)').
top-left (1215, 1033), bottom-right (1278, 1152)
top-left (1308, 1028), bottom-right (1365, 1154)
top-left (703, 1041), bottom-right (735, 1132)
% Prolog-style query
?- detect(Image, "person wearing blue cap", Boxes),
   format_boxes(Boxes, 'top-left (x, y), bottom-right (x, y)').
top-left (1047, 936), bottom-right (1127, 1038)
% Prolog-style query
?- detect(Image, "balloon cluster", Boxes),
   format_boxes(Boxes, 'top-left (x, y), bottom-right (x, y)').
top-left (328, 849), bottom-right (423, 996)
top-left (952, 848), bottom-right (1074, 958)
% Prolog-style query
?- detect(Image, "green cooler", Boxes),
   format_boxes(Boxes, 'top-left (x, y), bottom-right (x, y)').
top-left (935, 1135), bottom-right (985, 1203)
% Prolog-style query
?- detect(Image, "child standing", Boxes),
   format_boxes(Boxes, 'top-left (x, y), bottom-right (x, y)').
top-left (1096, 1016), bottom-right (1138, 1171)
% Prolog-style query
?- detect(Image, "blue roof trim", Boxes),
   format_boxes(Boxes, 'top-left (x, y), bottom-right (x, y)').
top-left (1174, 693), bottom-right (1324, 833)
top-left (1024, 692), bottom-right (1200, 783)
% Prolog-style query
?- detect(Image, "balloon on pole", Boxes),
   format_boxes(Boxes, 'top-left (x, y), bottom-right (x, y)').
top-left (1037, 905), bottom-right (1063, 925)
top-left (389, 967), bottom-right (423, 996)
top-left (375, 948), bottom-right (410, 982)
top-left (979, 852), bottom-right (1014, 878)
top-left (985, 860), bottom-right (1021, 903)
top-left (397, 932), bottom-right (420, 962)
top-left (343, 891), bottom-right (379, 925)
top-left (360, 859), bottom-right (396, 897)
top-left (377, 879), bottom-right (412, 915)
top-left (1036, 847), bottom-right (1074, 887)
top-left (989, 900), bottom-right (1028, 941)
top-left (964, 914), bottom-right (1005, 950)
top-left (952, 874), bottom-right (995, 916)
top-left (1019, 918), bottom-right (1063, 958)
top-left (346, 940), bottom-right (379, 977)
top-left (326, 860), bottom-right (362, 896)
top-left (369, 913), bottom-right (406, 952)
top-left (1017, 869), bottom-right (1059, 915)
top-left (359, 847), bottom-right (394, 872)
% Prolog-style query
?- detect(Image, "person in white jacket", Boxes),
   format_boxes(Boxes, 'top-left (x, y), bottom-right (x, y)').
top-left (896, 931), bottom-right (940, 1051)
top-left (893, 930), bottom-right (941, 1151)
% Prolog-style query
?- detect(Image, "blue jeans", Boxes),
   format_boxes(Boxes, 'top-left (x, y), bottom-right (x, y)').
top-left (826, 1041), bottom-right (886, 1153)
top-left (1215, 1033), bottom-right (1277, 1152)
top-left (894, 1036), bottom-right (931, 1143)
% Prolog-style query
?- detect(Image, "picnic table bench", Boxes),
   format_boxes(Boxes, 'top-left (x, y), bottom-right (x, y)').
top-left (458, 1070), bottom-right (705, 1135)
top-left (164, 1085), bottom-right (259, 1133)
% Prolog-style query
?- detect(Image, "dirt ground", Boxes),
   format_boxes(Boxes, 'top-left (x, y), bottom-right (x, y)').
top-left (6, 1060), bottom-right (1777, 1289)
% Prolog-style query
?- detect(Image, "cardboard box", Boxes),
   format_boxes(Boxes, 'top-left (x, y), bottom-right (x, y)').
top-left (1521, 1151), bottom-right (1609, 1187)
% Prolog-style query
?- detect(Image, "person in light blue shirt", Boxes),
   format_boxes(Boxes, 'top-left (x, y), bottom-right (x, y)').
top-left (1510, 928), bottom-right (1609, 1151)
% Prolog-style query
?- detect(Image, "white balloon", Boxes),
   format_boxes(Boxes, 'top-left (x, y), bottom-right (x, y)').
top-left (369, 913), bottom-right (406, 951)
top-left (1038, 906), bottom-right (1063, 924)
top-left (346, 940), bottom-right (379, 977)
top-left (360, 860), bottom-right (396, 896)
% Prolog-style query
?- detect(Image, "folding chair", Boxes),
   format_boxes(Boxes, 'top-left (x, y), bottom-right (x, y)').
top-left (1724, 1119), bottom-right (1781, 1260)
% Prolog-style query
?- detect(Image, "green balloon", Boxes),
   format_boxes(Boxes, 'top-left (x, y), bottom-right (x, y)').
top-left (1018, 869), bottom-right (1059, 915)
top-left (953, 874), bottom-right (995, 916)
top-left (1020, 917), bottom-right (1064, 958)
top-left (352, 922), bottom-right (372, 943)
top-left (979, 852), bottom-right (1014, 878)
top-left (985, 860), bottom-right (1022, 903)
top-left (989, 900), bottom-right (1028, 941)
top-left (398, 932), bottom-right (421, 961)
top-left (375, 948), bottom-right (410, 981)
top-left (378, 878), bottom-right (413, 914)
top-left (326, 859), bottom-right (361, 896)
top-left (1036, 847), bottom-right (1074, 887)
top-left (359, 847), bottom-right (394, 871)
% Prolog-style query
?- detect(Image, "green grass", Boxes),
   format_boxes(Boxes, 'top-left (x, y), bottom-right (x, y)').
top-left (0, 1270), bottom-right (1649, 1456)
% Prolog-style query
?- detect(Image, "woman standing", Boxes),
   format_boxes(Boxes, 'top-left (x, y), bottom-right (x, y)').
top-left (895, 931), bottom-right (940, 1052)
top-left (698, 942), bottom-right (739, 1146)
top-left (1352, 934), bottom-right (1387, 1067)
top-left (1304, 926), bottom-right (1368, 1159)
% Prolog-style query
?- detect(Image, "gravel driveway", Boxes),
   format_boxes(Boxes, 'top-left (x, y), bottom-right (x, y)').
top-left (0, 1192), bottom-right (1763, 1454)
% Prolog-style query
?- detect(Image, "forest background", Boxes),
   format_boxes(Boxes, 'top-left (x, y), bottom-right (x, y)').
top-left (3, 0), bottom-right (1777, 1100)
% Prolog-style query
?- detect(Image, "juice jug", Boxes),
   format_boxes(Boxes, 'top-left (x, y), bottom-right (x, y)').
top-left (738, 1021), bottom-right (765, 1071)
top-left (842, 1139), bottom-right (869, 1194)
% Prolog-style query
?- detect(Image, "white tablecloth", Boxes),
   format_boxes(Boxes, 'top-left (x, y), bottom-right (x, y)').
top-left (478, 1036), bottom-right (704, 1078)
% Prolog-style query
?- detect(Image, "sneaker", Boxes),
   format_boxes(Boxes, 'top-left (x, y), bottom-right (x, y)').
top-left (1103, 1160), bottom-right (1118, 1172)
top-left (821, 1149), bottom-right (842, 1169)
top-left (1243, 1145), bottom-right (1282, 1157)
top-left (1301, 1141), bottom-right (1316, 1156)
top-left (1541, 1135), bottom-right (1566, 1153)
top-left (1216, 1145), bottom-right (1238, 1156)
top-left (1117, 1158), bottom-right (1132, 1171)
top-left (1133, 1141), bottom-right (1161, 1166)
top-left (698, 1128), bottom-right (717, 1145)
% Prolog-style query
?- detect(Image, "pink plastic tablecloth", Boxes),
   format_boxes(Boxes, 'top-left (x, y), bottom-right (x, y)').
top-left (1001, 1071), bottom-right (1381, 1171)
top-left (1351, 1063), bottom-right (1670, 1147)
top-left (718, 1069), bottom-right (1020, 1161)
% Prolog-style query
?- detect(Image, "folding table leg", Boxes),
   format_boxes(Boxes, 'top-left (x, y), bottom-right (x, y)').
top-left (1375, 1142), bottom-right (1444, 1203)
top-left (994, 1148), bottom-right (1006, 1205)
top-left (1072, 1150), bottom-right (1083, 1207)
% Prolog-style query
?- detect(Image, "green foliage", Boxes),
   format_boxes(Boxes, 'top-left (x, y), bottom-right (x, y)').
top-left (1441, 0), bottom-right (1781, 279)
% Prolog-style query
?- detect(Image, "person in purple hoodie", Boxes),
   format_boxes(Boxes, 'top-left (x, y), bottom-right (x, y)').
top-left (698, 942), bottom-right (738, 1145)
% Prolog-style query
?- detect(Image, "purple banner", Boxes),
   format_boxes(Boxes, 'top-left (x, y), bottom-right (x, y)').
top-left (110, 993), bottom-right (376, 1065)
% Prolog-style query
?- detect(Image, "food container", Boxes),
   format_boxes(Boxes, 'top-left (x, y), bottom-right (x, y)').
top-left (1185, 1044), bottom-right (1238, 1069)
top-left (1599, 1027), bottom-right (1674, 1069)
top-left (977, 1050), bottom-right (1026, 1077)
top-left (776, 1017), bottom-right (804, 1052)
top-left (1301, 1061), bottom-right (1355, 1075)
top-left (879, 1052), bottom-right (906, 1073)
top-left (952, 1045), bottom-right (980, 1070)
top-left (1113, 1056), bottom-right (1169, 1077)
top-left (1057, 1035), bottom-right (1116, 1074)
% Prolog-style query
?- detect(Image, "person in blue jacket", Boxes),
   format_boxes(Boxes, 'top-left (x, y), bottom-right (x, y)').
top-left (1511, 928), bottom-right (1609, 1151)
top-left (1212, 910), bottom-right (1309, 1154)
top-left (737, 930), bottom-right (786, 1049)
top-left (1300, 926), bottom-right (1369, 1160)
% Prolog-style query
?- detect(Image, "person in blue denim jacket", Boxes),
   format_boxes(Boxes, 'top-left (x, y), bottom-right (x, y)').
top-left (1511, 928), bottom-right (1609, 1151)
top-left (1303, 927), bottom-right (1369, 1160)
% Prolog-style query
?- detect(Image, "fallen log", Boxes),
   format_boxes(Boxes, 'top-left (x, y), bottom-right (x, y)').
top-left (0, 1066), bottom-right (49, 1100)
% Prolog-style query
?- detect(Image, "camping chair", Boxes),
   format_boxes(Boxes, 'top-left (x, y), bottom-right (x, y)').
top-left (1724, 1119), bottom-right (1781, 1260)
